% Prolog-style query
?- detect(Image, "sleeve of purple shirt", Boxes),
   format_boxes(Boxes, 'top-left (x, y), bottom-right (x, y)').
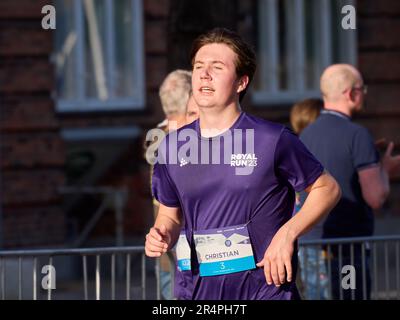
top-left (152, 136), bottom-right (181, 208)
top-left (274, 128), bottom-right (324, 192)
top-left (152, 161), bottom-right (181, 208)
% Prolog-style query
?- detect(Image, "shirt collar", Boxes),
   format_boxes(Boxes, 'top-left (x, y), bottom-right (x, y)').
top-left (321, 109), bottom-right (351, 120)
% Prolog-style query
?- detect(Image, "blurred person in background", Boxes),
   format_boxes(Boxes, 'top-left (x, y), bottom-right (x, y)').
top-left (300, 64), bottom-right (400, 299)
top-left (290, 98), bottom-right (329, 300)
top-left (144, 69), bottom-right (198, 299)
top-left (290, 98), bottom-right (322, 137)
top-left (186, 93), bottom-right (199, 125)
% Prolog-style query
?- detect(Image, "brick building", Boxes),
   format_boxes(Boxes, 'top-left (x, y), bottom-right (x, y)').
top-left (0, 0), bottom-right (399, 248)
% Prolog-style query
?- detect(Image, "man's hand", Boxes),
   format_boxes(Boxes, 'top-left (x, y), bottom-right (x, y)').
top-left (255, 172), bottom-right (340, 287)
top-left (145, 225), bottom-right (171, 257)
top-left (382, 141), bottom-right (400, 179)
top-left (375, 138), bottom-right (387, 151)
top-left (256, 225), bottom-right (295, 287)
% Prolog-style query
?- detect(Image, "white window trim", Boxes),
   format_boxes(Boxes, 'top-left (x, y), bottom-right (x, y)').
top-left (61, 126), bottom-right (141, 142)
top-left (56, 0), bottom-right (145, 113)
top-left (253, 90), bottom-right (321, 105)
top-left (253, 0), bottom-right (357, 106)
top-left (338, 0), bottom-right (357, 67)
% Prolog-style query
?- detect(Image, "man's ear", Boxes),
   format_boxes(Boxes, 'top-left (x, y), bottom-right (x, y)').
top-left (348, 88), bottom-right (357, 103)
top-left (237, 75), bottom-right (249, 93)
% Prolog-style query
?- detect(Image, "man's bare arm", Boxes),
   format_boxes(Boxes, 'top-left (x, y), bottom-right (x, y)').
top-left (293, 171), bottom-right (342, 237)
top-left (257, 172), bottom-right (341, 287)
top-left (359, 141), bottom-right (400, 210)
top-left (358, 165), bottom-right (389, 210)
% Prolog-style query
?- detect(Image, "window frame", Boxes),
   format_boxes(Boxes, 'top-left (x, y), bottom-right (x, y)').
top-left (55, 0), bottom-right (145, 113)
top-left (253, 0), bottom-right (357, 106)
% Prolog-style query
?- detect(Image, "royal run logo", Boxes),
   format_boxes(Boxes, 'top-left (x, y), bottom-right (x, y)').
top-left (179, 154), bottom-right (258, 169)
top-left (230, 153), bottom-right (258, 168)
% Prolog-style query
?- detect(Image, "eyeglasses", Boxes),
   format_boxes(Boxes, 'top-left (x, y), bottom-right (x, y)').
top-left (352, 85), bottom-right (368, 95)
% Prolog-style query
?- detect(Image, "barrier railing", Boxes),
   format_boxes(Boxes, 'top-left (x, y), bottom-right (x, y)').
top-left (1, 235), bottom-right (399, 300)
top-left (0, 246), bottom-right (146, 300)
top-left (298, 235), bottom-right (400, 300)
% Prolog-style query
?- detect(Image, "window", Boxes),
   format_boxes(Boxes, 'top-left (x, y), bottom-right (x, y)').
top-left (54, 0), bottom-right (145, 112)
top-left (253, 0), bottom-right (357, 105)
top-left (61, 126), bottom-right (141, 184)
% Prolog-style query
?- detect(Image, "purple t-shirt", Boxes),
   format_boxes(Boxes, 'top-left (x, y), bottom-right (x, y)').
top-left (152, 112), bottom-right (324, 300)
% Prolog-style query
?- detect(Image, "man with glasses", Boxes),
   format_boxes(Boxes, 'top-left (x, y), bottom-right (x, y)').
top-left (300, 64), bottom-right (400, 299)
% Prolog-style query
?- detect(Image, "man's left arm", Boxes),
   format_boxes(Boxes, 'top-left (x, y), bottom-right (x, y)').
top-left (257, 172), bottom-right (341, 287)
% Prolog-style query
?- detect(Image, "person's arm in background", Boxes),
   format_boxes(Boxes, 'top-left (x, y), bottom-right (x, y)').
top-left (359, 142), bottom-right (400, 210)
top-left (145, 203), bottom-right (183, 257)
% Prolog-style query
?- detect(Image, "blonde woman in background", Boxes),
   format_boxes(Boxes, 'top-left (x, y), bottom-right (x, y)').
top-left (290, 98), bottom-right (328, 300)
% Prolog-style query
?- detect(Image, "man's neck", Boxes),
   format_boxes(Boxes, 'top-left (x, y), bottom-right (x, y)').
top-left (199, 103), bottom-right (242, 137)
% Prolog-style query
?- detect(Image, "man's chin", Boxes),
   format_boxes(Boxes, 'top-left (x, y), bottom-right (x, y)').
top-left (198, 103), bottom-right (216, 109)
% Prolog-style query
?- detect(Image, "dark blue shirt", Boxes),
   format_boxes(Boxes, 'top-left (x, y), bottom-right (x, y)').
top-left (300, 110), bottom-right (379, 238)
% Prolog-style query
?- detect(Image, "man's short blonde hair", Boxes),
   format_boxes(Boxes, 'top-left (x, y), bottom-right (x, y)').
top-left (159, 69), bottom-right (192, 116)
top-left (320, 64), bottom-right (361, 102)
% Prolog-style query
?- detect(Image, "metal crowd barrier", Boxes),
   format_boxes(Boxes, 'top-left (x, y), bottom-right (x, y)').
top-left (298, 235), bottom-right (400, 300)
top-left (1, 235), bottom-right (399, 300)
top-left (0, 246), bottom-right (147, 300)
top-left (158, 235), bottom-right (400, 300)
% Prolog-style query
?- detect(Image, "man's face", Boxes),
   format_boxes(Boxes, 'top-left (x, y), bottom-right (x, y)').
top-left (186, 95), bottom-right (199, 124)
top-left (192, 43), bottom-right (244, 110)
top-left (351, 78), bottom-right (366, 113)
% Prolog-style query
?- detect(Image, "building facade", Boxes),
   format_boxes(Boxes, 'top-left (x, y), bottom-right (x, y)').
top-left (0, 0), bottom-right (399, 248)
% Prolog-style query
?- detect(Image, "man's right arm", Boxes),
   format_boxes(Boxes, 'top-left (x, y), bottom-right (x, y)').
top-left (145, 203), bottom-right (183, 257)
top-left (358, 165), bottom-right (389, 210)
top-left (359, 142), bottom-right (400, 210)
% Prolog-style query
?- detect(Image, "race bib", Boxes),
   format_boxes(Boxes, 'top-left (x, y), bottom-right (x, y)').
top-left (176, 230), bottom-right (191, 271)
top-left (193, 224), bottom-right (255, 277)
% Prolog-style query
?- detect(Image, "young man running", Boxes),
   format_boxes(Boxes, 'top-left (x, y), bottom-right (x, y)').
top-left (145, 28), bottom-right (341, 300)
